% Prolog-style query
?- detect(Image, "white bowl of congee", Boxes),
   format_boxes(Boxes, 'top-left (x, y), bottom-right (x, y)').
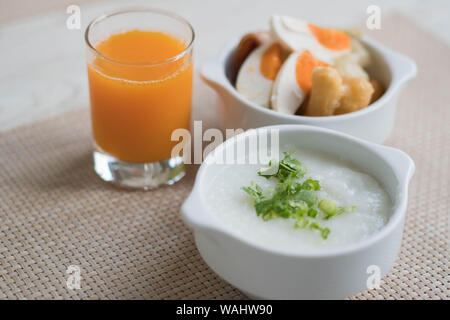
top-left (181, 125), bottom-right (414, 299)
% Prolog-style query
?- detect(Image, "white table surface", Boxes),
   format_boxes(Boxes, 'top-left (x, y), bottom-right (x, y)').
top-left (1, 0), bottom-right (449, 132)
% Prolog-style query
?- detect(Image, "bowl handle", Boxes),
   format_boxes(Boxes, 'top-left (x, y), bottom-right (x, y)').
top-left (390, 51), bottom-right (418, 88)
top-left (181, 190), bottom-right (234, 254)
top-left (181, 190), bottom-right (219, 231)
top-left (200, 55), bottom-right (229, 93)
top-left (378, 146), bottom-right (415, 184)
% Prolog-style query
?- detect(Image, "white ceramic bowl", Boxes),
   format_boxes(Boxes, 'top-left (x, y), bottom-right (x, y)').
top-left (181, 125), bottom-right (414, 299)
top-left (201, 35), bottom-right (417, 144)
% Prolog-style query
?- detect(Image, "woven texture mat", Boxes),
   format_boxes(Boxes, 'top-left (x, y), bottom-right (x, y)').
top-left (0, 15), bottom-right (449, 300)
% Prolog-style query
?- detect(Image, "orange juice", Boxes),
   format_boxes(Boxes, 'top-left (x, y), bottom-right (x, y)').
top-left (87, 30), bottom-right (193, 163)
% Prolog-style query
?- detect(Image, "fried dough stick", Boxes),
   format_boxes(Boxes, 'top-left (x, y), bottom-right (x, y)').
top-left (304, 67), bottom-right (342, 116)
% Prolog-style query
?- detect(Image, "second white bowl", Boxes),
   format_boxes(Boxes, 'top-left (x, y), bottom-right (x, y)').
top-left (201, 35), bottom-right (417, 144)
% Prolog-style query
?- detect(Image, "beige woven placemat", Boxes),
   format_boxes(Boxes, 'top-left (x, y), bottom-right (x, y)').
top-left (0, 14), bottom-right (449, 300)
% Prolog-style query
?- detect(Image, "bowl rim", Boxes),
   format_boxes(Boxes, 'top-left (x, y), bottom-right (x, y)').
top-left (201, 34), bottom-right (417, 122)
top-left (183, 124), bottom-right (415, 258)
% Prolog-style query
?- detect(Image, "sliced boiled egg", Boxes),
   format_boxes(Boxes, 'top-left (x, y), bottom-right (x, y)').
top-left (271, 50), bottom-right (328, 114)
top-left (270, 15), bottom-right (351, 63)
top-left (236, 41), bottom-right (284, 108)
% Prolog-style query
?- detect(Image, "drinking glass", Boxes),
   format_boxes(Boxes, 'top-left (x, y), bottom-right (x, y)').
top-left (85, 8), bottom-right (194, 189)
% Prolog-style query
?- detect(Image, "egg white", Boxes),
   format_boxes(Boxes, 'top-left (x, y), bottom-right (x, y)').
top-left (236, 41), bottom-right (276, 108)
top-left (271, 52), bottom-right (305, 115)
top-left (270, 15), bottom-right (349, 63)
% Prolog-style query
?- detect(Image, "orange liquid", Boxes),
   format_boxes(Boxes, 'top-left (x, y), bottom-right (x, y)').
top-left (87, 30), bottom-right (193, 163)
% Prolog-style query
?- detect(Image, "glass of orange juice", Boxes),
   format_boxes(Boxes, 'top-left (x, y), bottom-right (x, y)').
top-left (85, 8), bottom-right (194, 189)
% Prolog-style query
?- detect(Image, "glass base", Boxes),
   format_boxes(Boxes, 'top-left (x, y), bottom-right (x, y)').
top-left (93, 150), bottom-right (186, 190)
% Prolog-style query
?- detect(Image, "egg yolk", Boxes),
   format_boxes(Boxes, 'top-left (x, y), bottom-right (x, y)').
top-left (296, 50), bottom-right (328, 92)
top-left (308, 24), bottom-right (350, 51)
top-left (260, 43), bottom-right (283, 80)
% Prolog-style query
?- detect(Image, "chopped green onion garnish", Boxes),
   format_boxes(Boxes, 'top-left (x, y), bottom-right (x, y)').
top-left (242, 151), bottom-right (355, 240)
